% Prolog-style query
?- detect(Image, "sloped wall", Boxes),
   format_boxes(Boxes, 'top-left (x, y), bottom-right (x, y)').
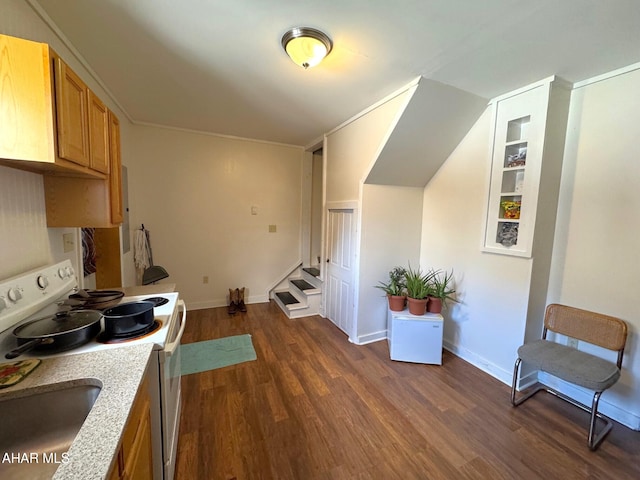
top-left (365, 77), bottom-right (487, 187)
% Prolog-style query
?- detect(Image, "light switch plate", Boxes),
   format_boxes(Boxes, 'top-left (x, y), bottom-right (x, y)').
top-left (62, 233), bottom-right (74, 253)
top-left (268, 225), bottom-right (277, 233)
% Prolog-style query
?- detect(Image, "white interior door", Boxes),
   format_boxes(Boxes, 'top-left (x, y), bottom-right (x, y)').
top-left (325, 208), bottom-right (355, 336)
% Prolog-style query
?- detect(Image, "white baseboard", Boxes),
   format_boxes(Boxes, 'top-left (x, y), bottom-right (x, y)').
top-left (442, 339), bottom-right (513, 386)
top-left (354, 329), bottom-right (387, 345)
top-left (186, 294), bottom-right (269, 311)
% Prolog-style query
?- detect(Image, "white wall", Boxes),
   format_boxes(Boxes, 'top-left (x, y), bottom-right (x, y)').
top-left (421, 66), bottom-right (640, 429)
top-left (357, 184), bottom-right (423, 343)
top-left (127, 125), bottom-right (304, 308)
top-left (325, 90), bottom-right (413, 204)
top-left (0, 166), bottom-right (50, 278)
top-left (420, 108), bottom-right (533, 380)
top-left (324, 87), bottom-right (415, 342)
top-left (547, 67), bottom-right (640, 427)
top-left (310, 152), bottom-right (323, 265)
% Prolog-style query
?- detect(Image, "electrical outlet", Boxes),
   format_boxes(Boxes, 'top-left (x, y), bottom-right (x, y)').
top-left (203, 276), bottom-right (209, 284)
top-left (567, 337), bottom-right (579, 349)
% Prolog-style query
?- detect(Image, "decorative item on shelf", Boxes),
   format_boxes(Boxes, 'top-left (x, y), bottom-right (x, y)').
top-left (375, 266), bottom-right (407, 311)
top-left (497, 222), bottom-right (519, 247)
top-left (426, 269), bottom-right (457, 314)
top-left (501, 200), bottom-right (521, 219)
top-left (506, 148), bottom-right (527, 167)
top-left (404, 264), bottom-right (437, 315)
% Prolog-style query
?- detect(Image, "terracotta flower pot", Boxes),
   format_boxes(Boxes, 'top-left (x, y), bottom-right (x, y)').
top-left (407, 297), bottom-right (428, 316)
top-left (427, 296), bottom-right (443, 314)
top-left (388, 295), bottom-right (406, 312)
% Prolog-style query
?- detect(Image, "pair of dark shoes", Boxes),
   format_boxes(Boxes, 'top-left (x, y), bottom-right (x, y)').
top-left (228, 287), bottom-right (247, 315)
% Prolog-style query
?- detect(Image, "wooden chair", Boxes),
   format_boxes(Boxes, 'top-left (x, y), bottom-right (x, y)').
top-left (511, 303), bottom-right (627, 450)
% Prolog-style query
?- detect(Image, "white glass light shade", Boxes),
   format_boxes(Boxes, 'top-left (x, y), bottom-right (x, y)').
top-left (282, 27), bottom-right (332, 69)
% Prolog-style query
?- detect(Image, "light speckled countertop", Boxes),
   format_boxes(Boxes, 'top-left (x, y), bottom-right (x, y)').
top-left (0, 343), bottom-right (154, 479)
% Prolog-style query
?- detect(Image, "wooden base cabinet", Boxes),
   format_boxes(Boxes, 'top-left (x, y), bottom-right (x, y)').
top-left (108, 376), bottom-right (153, 480)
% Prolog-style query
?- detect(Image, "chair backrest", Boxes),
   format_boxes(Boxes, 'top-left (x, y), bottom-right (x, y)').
top-left (544, 304), bottom-right (627, 365)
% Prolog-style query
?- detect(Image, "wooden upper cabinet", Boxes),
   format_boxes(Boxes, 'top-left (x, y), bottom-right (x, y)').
top-left (88, 90), bottom-right (110, 174)
top-left (45, 108), bottom-right (124, 228)
top-left (108, 111), bottom-right (123, 224)
top-left (1, 34), bottom-right (125, 228)
top-left (54, 57), bottom-right (90, 167)
top-left (0, 34), bottom-right (55, 163)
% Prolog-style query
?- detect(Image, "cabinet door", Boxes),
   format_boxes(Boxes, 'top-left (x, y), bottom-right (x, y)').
top-left (54, 58), bottom-right (90, 166)
top-left (0, 35), bottom-right (54, 163)
top-left (107, 450), bottom-right (124, 480)
top-left (124, 409), bottom-right (153, 480)
top-left (88, 90), bottom-right (110, 173)
top-left (108, 111), bottom-right (123, 224)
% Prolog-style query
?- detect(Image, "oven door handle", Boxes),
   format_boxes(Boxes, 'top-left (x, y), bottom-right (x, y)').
top-left (164, 300), bottom-right (186, 357)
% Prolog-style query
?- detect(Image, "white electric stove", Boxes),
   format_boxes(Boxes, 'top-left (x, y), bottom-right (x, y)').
top-left (0, 260), bottom-right (186, 480)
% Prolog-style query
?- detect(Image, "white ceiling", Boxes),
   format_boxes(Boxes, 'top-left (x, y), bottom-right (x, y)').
top-left (32, 0), bottom-right (640, 146)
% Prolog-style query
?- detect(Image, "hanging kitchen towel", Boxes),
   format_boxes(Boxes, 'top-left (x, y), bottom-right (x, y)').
top-left (134, 227), bottom-right (151, 270)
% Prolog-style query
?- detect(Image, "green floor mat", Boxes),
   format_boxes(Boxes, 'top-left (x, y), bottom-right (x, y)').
top-left (181, 334), bottom-right (257, 375)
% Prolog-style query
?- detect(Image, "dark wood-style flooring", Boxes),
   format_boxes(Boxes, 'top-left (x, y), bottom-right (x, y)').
top-left (175, 302), bottom-right (640, 480)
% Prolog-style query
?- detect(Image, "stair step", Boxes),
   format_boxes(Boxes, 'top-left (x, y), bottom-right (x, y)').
top-left (302, 267), bottom-right (320, 277)
top-left (275, 291), bottom-right (300, 306)
top-left (291, 279), bottom-right (315, 291)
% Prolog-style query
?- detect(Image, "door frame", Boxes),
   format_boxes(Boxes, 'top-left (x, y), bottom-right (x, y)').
top-left (323, 200), bottom-right (359, 342)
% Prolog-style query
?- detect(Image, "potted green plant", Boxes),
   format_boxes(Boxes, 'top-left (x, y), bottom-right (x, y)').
top-left (427, 269), bottom-right (456, 313)
top-left (404, 264), bottom-right (437, 315)
top-left (374, 266), bottom-right (407, 311)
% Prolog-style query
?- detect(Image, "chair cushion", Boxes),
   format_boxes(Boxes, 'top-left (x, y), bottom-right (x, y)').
top-left (518, 340), bottom-right (620, 391)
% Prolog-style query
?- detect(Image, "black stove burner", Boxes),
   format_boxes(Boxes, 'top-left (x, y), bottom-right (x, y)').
top-left (96, 320), bottom-right (162, 343)
top-left (142, 296), bottom-right (170, 307)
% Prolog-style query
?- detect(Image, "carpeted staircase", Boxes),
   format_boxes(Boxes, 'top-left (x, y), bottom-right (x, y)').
top-left (273, 267), bottom-right (322, 318)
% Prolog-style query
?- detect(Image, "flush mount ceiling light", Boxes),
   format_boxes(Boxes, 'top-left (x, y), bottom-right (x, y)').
top-left (281, 27), bottom-right (333, 69)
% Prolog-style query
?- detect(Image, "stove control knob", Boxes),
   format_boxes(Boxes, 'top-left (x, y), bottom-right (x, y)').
top-left (0, 297), bottom-right (6, 312)
top-left (37, 275), bottom-right (49, 289)
top-left (7, 288), bottom-right (22, 303)
top-left (58, 268), bottom-right (68, 279)
top-left (65, 267), bottom-right (74, 278)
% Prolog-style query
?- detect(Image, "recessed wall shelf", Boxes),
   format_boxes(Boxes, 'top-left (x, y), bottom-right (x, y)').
top-left (482, 77), bottom-right (571, 257)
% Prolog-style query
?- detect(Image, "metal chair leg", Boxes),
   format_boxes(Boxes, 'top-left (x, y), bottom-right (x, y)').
top-left (510, 358), bottom-right (521, 406)
top-left (511, 357), bottom-right (544, 407)
top-left (511, 360), bottom-right (613, 451)
top-left (588, 391), bottom-right (613, 451)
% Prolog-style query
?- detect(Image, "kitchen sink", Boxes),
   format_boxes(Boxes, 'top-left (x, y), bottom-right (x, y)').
top-left (0, 382), bottom-right (101, 480)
